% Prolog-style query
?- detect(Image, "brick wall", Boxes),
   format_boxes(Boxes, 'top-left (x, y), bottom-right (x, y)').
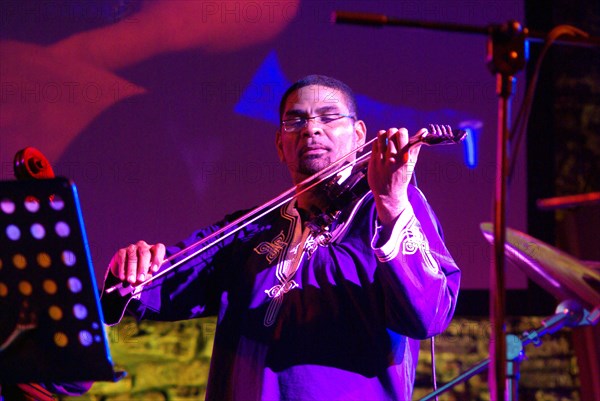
top-left (61, 315), bottom-right (580, 401)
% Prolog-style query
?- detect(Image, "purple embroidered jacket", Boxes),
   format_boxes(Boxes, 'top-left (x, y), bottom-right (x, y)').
top-left (101, 186), bottom-right (461, 401)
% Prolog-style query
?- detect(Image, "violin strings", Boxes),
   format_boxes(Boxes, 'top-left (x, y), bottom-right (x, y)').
top-left (107, 130), bottom-right (450, 295)
top-left (107, 131), bottom-right (439, 295)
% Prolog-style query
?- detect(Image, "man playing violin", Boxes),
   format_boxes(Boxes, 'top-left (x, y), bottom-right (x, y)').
top-left (101, 75), bottom-right (461, 401)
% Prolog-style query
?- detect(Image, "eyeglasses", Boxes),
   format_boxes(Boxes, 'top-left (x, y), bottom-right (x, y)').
top-left (280, 113), bottom-right (355, 133)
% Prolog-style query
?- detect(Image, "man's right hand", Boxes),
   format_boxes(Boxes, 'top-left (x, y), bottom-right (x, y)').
top-left (108, 241), bottom-right (166, 285)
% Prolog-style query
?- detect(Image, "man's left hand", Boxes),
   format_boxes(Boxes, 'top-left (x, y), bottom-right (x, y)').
top-left (367, 127), bottom-right (424, 227)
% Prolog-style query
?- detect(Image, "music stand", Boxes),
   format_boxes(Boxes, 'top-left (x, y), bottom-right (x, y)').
top-left (0, 177), bottom-right (123, 384)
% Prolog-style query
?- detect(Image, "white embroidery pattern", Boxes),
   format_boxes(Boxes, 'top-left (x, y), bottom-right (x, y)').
top-left (262, 206), bottom-right (305, 327)
top-left (262, 195), bottom-right (369, 327)
top-left (401, 216), bottom-right (439, 274)
top-left (253, 231), bottom-right (287, 263)
top-left (304, 228), bottom-right (335, 260)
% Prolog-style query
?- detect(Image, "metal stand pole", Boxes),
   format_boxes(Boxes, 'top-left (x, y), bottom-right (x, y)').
top-left (486, 22), bottom-right (526, 400)
top-left (489, 72), bottom-right (512, 401)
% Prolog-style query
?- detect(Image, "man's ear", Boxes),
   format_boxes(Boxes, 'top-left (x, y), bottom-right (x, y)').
top-left (275, 129), bottom-right (285, 162)
top-left (354, 119), bottom-right (367, 147)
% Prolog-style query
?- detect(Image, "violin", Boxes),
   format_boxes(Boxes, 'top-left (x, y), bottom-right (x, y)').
top-left (106, 124), bottom-right (466, 296)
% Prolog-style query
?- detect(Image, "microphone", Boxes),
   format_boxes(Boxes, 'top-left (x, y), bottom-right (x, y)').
top-left (331, 11), bottom-right (388, 27)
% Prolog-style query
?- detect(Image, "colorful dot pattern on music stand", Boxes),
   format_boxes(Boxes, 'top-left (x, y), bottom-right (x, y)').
top-left (0, 185), bottom-right (104, 353)
top-left (0, 178), bottom-right (120, 383)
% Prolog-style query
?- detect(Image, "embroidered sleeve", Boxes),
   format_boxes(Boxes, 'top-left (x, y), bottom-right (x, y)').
top-left (371, 204), bottom-right (439, 274)
top-left (370, 187), bottom-right (460, 339)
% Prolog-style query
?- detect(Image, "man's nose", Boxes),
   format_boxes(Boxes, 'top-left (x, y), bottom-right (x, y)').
top-left (301, 120), bottom-right (324, 137)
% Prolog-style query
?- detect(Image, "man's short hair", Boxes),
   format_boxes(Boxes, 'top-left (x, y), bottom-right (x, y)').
top-left (278, 75), bottom-right (358, 121)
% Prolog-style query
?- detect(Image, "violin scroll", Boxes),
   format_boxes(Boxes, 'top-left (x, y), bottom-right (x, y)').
top-left (418, 124), bottom-right (468, 146)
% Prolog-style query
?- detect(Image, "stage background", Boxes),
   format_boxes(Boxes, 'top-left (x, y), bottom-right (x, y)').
top-left (2, 1), bottom-right (599, 400)
top-left (2, 0), bottom-right (528, 291)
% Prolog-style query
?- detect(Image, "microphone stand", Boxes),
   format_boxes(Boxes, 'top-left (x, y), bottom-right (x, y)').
top-left (332, 11), bottom-right (600, 401)
top-left (486, 22), bottom-right (526, 400)
top-left (418, 300), bottom-right (599, 401)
